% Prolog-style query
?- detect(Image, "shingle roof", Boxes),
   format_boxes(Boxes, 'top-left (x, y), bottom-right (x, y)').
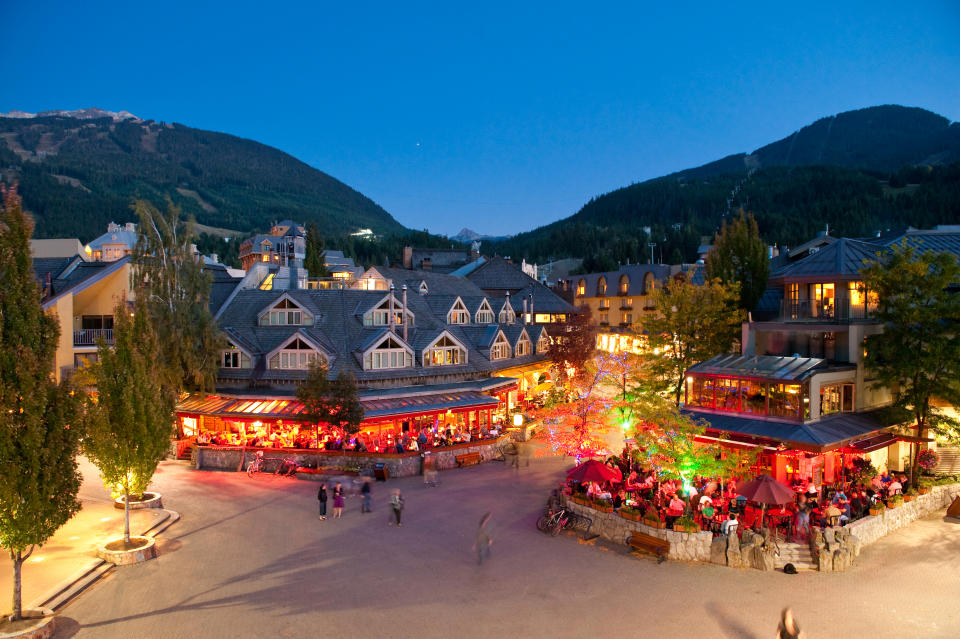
top-left (881, 228), bottom-right (960, 257)
top-left (465, 256), bottom-right (539, 292)
top-left (34, 255), bottom-right (130, 307)
top-left (563, 264), bottom-right (673, 297)
top-left (772, 238), bottom-right (882, 279)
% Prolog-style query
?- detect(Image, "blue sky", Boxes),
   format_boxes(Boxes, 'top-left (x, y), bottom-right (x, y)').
top-left (3, 1), bottom-right (959, 236)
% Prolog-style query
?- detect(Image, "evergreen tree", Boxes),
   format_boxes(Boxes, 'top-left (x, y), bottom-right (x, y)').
top-left (131, 199), bottom-right (224, 394)
top-left (84, 298), bottom-right (175, 544)
top-left (862, 242), bottom-right (960, 487)
top-left (641, 272), bottom-right (743, 405)
top-left (0, 186), bottom-right (84, 621)
top-left (304, 221), bottom-right (330, 277)
top-left (705, 209), bottom-right (770, 312)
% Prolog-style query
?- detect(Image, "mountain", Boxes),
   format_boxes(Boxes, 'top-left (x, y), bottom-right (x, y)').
top-left (495, 105), bottom-right (960, 270)
top-left (450, 227), bottom-right (512, 244)
top-left (0, 110), bottom-right (405, 242)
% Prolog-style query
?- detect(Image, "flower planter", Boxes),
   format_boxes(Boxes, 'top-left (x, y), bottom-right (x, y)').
top-left (593, 504), bottom-right (614, 513)
top-left (903, 495), bottom-right (916, 502)
top-left (868, 508), bottom-right (884, 517)
top-left (619, 510), bottom-right (643, 521)
top-left (0, 608), bottom-right (56, 639)
top-left (673, 524), bottom-right (699, 533)
top-left (918, 487), bottom-right (931, 495)
top-left (887, 502), bottom-right (901, 509)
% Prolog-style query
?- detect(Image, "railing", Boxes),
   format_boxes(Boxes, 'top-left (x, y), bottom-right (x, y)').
top-left (620, 302), bottom-right (633, 310)
top-left (780, 299), bottom-right (875, 323)
top-left (74, 329), bottom-right (114, 346)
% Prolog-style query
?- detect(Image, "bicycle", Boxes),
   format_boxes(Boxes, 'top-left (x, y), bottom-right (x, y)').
top-left (247, 452), bottom-right (267, 477)
top-left (536, 507), bottom-right (571, 536)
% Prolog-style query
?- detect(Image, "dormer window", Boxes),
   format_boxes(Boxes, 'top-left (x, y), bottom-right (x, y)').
top-left (364, 296), bottom-right (413, 327)
top-left (536, 332), bottom-right (550, 354)
top-left (490, 332), bottom-right (511, 360)
top-left (597, 276), bottom-right (607, 296)
top-left (268, 338), bottom-right (325, 370)
top-left (425, 334), bottom-right (466, 366)
top-left (619, 274), bottom-right (629, 295)
top-left (448, 298), bottom-right (470, 324)
top-left (515, 332), bottom-right (532, 357)
top-left (576, 279), bottom-right (586, 296)
top-left (221, 343), bottom-right (251, 368)
top-left (419, 281), bottom-right (428, 295)
top-left (364, 335), bottom-right (413, 370)
top-left (475, 299), bottom-right (495, 324)
top-left (499, 304), bottom-right (516, 324)
top-left (259, 297), bottom-right (312, 326)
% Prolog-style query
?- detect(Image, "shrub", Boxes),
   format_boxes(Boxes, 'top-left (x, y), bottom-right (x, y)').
top-left (917, 449), bottom-right (939, 471)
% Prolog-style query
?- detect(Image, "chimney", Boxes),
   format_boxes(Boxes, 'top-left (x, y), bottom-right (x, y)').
top-left (402, 284), bottom-right (408, 342)
top-left (402, 246), bottom-right (413, 269)
top-left (529, 293), bottom-right (534, 324)
top-left (522, 298), bottom-right (528, 325)
top-left (505, 291), bottom-right (513, 325)
top-left (389, 283), bottom-right (396, 335)
top-left (421, 257), bottom-right (432, 271)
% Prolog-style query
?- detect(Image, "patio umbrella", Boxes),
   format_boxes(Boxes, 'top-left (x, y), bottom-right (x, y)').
top-left (566, 459), bottom-right (622, 484)
top-left (736, 474), bottom-right (795, 530)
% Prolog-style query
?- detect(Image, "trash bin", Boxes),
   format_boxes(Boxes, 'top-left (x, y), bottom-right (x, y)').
top-left (374, 463), bottom-right (389, 481)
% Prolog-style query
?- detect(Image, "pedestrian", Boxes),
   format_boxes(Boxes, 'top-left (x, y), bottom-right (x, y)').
top-left (776, 607), bottom-right (803, 639)
top-left (333, 482), bottom-right (344, 518)
top-left (474, 512), bottom-right (493, 565)
top-left (389, 489), bottom-right (404, 526)
top-left (317, 483), bottom-right (327, 520)
top-left (361, 477), bottom-right (372, 513)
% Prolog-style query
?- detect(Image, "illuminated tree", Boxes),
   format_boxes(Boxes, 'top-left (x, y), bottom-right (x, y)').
top-left (84, 299), bottom-right (175, 544)
top-left (535, 357), bottom-right (615, 461)
top-left (0, 186), bottom-right (84, 621)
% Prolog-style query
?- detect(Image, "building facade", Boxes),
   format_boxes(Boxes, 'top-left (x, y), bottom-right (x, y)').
top-left (238, 220), bottom-right (307, 270)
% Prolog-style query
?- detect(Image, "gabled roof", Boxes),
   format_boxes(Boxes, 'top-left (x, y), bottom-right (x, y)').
top-left (564, 264), bottom-right (673, 297)
top-left (36, 255), bottom-right (130, 310)
top-left (880, 227), bottom-right (960, 257)
top-left (87, 227), bottom-right (137, 250)
top-left (464, 256), bottom-right (538, 292)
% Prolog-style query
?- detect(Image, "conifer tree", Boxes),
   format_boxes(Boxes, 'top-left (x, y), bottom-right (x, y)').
top-left (131, 199), bottom-right (223, 394)
top-left (705, 209), bottom-right (770, 312)
top-left (84, 298), bottom-right (175, 544)
top-left (0, 186), bottom-right (83, 621)
top-left (297, 362), bottom-right (364, 443)
top-left (304, 221), bottom-right (330, 277)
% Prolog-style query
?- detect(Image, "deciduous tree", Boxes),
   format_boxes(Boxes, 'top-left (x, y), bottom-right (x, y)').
top-left (641, 272), bottom-right (743, 405)
top-left (535, 357), bottom-right (615, 461)
top-left (548, 304), bottom-right (597, 386)
top-left (297, 362), bottom-right (365, 443)
top-left (862, 241), bottom-right (960, 487)
top-left (0, 186), bottom-right (84, 621)
top-left (84, 299), bottom-right (175, 544)
top-left (131, 199), bottom-right (224, 394)
top-left (705, 209), bottom-right (770, 312)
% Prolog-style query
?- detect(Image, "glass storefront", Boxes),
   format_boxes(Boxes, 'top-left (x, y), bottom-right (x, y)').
top-left (685, 376), bottom-right (809, 421)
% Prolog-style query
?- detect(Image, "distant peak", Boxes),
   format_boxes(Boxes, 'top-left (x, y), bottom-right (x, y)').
top-left (0, 108), bottom-right (141, 122)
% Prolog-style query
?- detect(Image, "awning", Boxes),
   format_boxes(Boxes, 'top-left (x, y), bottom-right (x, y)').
top-left (362, 391), bottom-right (500, 422)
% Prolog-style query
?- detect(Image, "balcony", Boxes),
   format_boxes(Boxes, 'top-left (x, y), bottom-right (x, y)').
top-left (619, 301), bottom-right (633, 310)
top-left (74, 329), bottom-right (114, 346)
top-left (779, 299), bottom-right (876, 323)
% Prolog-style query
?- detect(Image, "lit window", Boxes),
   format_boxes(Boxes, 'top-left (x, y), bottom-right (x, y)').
top-left (536, 333), bottom-right (550, 354)
top-left (515, 334), bottom-right (532, 357)
top-left (475, 300), bottom-right (494, 323)
top-left (259, 298), bottom-right (311, 326)
top-left (490, 333), bottom-right (511, 360)
top-left (597, 277), bottom-right (607, 296)
top-left (447, 299), bottom-right (470, 324)
top-left (425, 335), bottom-right (465, 366)
top-left (499, 305), bottom-right (516, 324)
top-left (619, 274), bottom-right (629, 295)
top-left (268, 339), bottom-right (324, 370)
top-left (364, 297), bottom-right (411, 327)
top-left (576, 279), bottom-right (585, 296)
top-left (365, 336), bottom-right (413, 370)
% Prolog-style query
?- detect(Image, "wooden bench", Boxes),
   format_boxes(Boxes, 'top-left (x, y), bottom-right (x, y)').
top-left (455, 452), bottom-right (482, 467)
top-left (627, 531), bottom-right (670, 563)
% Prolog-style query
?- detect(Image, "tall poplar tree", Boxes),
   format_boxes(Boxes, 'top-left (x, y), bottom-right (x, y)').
top-left (705, 209), bottom-right (770, 313)
top-left (84, 299), bottom-right (175, 544)
top-left (862, 241), bottom-right (960, 487)
top-left (641, 271), bottom-right (743, 405)
top-left (0, 186), bottom-right (83, 621)
top-left (304, 221), bottom-right (330, 278)
top-left (131, 199), bottom-right (223, 394)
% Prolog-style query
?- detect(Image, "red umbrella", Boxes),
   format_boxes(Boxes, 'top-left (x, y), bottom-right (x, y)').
top-left (736, 474), bottom-right (795, 530)
top-left (566, 459), bottom-right (622, 484)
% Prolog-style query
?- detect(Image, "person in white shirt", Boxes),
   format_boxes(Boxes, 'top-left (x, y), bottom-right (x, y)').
top-left (721, 513), bottom-right (739, 536)
top-left (887, 480), bottom-right (902, 496)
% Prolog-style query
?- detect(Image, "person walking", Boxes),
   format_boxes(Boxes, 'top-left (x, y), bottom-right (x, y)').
top-left (333, 482), bottom-right (344, 518)
top-left (474, 512), bottom-right (493, 565)
top-left (389, 489), bottom-right (404, 526)
top-left (776, 607), bottom-right (803, 639)
top-left (361, 477), bottom-right (372, 513)
top-left (317, 483), bottom-right (327, 520)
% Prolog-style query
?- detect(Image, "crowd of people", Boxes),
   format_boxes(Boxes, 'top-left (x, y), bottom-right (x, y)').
top-left (567, 457), bottom-right (911, 542)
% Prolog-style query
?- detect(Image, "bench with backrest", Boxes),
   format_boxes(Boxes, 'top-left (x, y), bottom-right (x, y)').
top-left (627, 531), bottom-right (670, 563)
top-left (455, 452), bottom-right (482, 467)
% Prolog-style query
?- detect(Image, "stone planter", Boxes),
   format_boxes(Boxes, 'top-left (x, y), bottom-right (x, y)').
top-left (903, 494), bottom-right (916, 502)
top-left (868, 508), bottom-right (884, 517)
top-left (644, 518), bottom-right (666, 529)
top-left (592, 504), bottom-right (614, 513)
top-left (918, 487), bottom-right (931, 495)
top-left (673, 524), bottom-right (700, 533)
top-left (0, 609), bottom-right (55, 639)
top-left (97, 536), bottom-right (158, 565)
top-left (887, 501), bottom-right (901, 509)
top-left (114, 492), bottom-right (163, 510)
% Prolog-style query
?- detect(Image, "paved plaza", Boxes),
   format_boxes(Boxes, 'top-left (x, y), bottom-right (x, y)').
top-left (20, 455), bottom-right (960, 638)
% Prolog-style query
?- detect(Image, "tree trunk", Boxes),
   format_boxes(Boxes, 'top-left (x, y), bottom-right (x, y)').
top-left (124, 485), bottom-right (131, 544)
top-left (10, 547), bottom-right (32, 622)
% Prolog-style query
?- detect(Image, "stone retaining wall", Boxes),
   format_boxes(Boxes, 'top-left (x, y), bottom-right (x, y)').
top-left (846, 483), bottom-right (960, 547)
top-left (564, 500), bottom-right (713, 561)
top-left (193, 436), bottom-right (512, 478)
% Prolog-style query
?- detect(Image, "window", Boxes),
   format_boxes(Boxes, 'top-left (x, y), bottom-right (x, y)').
top-left (419, 281), bottom-right (428, 295)
top-left (490, 333), bottom-right (511, 360)
top-left (537, 333), bottom-right (550, 354)
top-left (515, 333), bottom-right (532, 357)
top-left (599, 299), bottom-right (610, 310)
top-left (621, 313), bottom-right (632, 324)
top-left (619, 274), bottom-right (629, 295)
top-left (260, 298), bottom-right (311, 326)
top-left (268, 338), bottom-right (323, 370)
top-left (644, 272), bottom-right (656, 293)
top-left (425, 335), bottom-right (465, 366)
top-left (365, 336), bottom-right (412, 370)
top-left (499, 305), bottom-right (516, 324)
top-left (576, 279), bottom-right (585, 296)
top-left (810, 283), bottom-right (835, 318)
top-left (447, 299), bottom-right (470, 324)
top-left (475, 300), bottom-right (494, 324)
top-left (599, 312), bottom-right (609, 324)
top-left (364, 297), bottom-right (411, 327)
top-left (820, 383), bottom-right (855, 415)
top-left (597, 276), bottom-right (607, 296)
top-left (222, 345), bottom-right (249, 368)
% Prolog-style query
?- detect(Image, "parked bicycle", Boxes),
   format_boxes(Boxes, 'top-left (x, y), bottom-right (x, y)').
top-left (247, 451), bottom-right (267, 477)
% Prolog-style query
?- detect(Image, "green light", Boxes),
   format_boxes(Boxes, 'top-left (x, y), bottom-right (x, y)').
top-left (620, 419), bottom-right (631, 432)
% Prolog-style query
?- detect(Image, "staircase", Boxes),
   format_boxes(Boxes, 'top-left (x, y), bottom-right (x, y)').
top-left (935, 447), bottom-right (960, 474)
top-left (775, 541), bottom-right (816, 572)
